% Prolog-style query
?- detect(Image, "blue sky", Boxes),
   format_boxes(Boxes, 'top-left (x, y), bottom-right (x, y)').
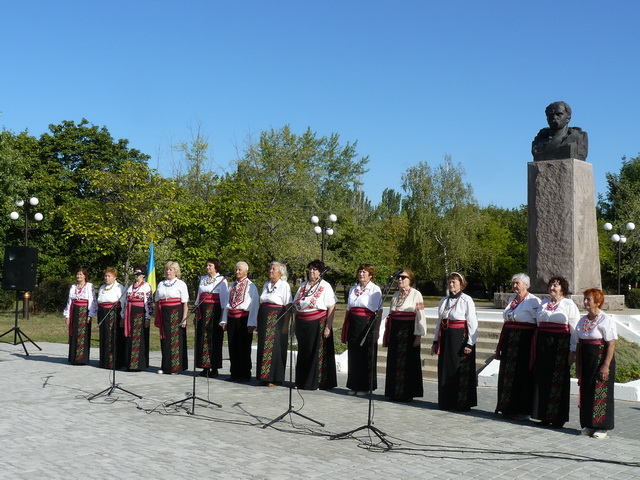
top-left (2, 1), bottom-right (639, 209)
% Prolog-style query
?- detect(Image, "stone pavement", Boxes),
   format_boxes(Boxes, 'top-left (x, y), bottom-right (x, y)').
top-left (1, 342), bottom-right (639, 479)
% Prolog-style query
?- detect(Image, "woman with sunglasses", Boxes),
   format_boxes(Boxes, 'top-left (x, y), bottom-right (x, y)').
top-left (121, 264), bottom-right (153, 371)
top-left (431, 272), bottom-right (478, 411)
top-left (342, 263), bottom-right (383, 396)
top-left (382, 269), bottom-right (426, 401)
top-left (292, 259), bottom-right (338, 390)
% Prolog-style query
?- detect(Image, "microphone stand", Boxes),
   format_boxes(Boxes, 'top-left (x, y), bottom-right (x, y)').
top-left (89, 283), bottom-right (142, 400)
top-left (0, 290), bottom-right (41, 356)
top-left (263, 267), bottom-right (331, 429)
top-left (165, 276), bottom-right (224, 414)
top-left (329, 272), bottom-right (399, 450)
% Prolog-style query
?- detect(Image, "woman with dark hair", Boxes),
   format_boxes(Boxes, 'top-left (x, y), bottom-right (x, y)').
top-left (97, 267), bottom-right (125, 369)
top-left (293, 259), bottom-right (338, 390)
top-left (121, 264), bottom-right (153, 371)
top-left (256, 261), bottom-right (292, 386)
top-left (154, 261), bottom-right (189, 374)
top-left (431, 272), bottom-right (478, 411)
top-left (572, 288), bottom-right (617, 439)
top-left (495, 273), bottom-right (541, 419)
top-left (532, 276), bottom-right (579, 428)
top-left (63, 268), bottom-right (97, 365)
top-left (343, 264), bottom-right (382, 396)
top-left (194, 258), bottom-right (228, 378)
top-left (383, 268), bottom-right (426, 401)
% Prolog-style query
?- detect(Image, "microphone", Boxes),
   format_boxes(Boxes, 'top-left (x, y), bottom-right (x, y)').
top-left (321, 266), bottom-right (331, 275)
top-left (390, 269), bottom-right (404, 278)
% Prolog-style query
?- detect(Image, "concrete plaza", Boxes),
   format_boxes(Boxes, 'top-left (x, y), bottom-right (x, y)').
top-left (1, 341), bottom-right (638, 479)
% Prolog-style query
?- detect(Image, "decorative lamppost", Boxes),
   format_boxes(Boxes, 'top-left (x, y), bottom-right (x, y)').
top-left (9, 197), bottom-right (43, 319)
top-left (603, 221), bottom-right (635, 295)
top-left (311, 214), bottom-right (337, 263)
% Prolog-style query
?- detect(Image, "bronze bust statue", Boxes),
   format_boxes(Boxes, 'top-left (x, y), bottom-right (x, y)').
top-left (532, 101), bottom-right (588, 161)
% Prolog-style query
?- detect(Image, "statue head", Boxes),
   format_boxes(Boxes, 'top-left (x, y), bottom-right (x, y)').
top-left (545, 101), bottom-right (572, 130)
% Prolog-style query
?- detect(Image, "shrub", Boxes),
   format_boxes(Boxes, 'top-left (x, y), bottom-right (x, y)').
top-left (0, 290), bottom-right (16, 310)
top-left (625, 288), bottom-right (640, 308)
top-left (34, 278), bottom-right (70, 313)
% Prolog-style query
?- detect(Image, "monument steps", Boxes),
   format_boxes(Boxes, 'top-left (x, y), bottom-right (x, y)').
top-left (374, 312), bottom-right (504, 382)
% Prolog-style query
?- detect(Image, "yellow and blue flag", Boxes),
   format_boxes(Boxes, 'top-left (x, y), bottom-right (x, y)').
top-left (146, 240), bottom-right (156, 292)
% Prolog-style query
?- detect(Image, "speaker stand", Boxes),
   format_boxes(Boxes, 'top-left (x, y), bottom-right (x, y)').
top-left (0, 291), bottom-right (41, 356)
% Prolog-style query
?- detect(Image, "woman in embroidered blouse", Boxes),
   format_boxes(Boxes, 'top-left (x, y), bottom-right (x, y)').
top-left (219, 261), bottom-right (260, 382)
top-left (343, 263), bottom-right (383, 396)
top-left (121, 264), bottom-right (153, 371)
top-left (256, 261), bottom-right (292, 386)
top-left (571, 288), bottom-right (617, 439)
top-left (431, 272), bottom-right (478, 411)
top-left (383, 268), bottom-right (426, 402)
top-left (97, 267), bottom-right (125, 370)
top-left (532, 276), bottom-right (579, 428)
top-left (293, 259), bottom-right (338, 390)
top-left (154, 261), bottom-right (189, 374)
top-left (63, 268), bottom-right (97, 365)
top-left (194, 258), bottom-right (229, 378)
top-left (495, 273), bottom-right (541, 419)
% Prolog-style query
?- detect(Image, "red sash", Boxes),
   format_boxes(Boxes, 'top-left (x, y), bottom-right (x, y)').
top-left (382, 311), bottom-right (415, 347)
top-left (296, 309), bottom-right (326, 322)
top-left (494, 321), bottom-right (536, 359)
top-left (435, 319), bottom-right (467, 354)
top-left (68, 299), bottom-right (89, 336)
top-left (227, 308), bottom-right (249, 319)
top-left (155, 298), bottom-right (182, 339)
top-left (124, 299), bottom-right (145, 337)
top-left (341, 307), bottom-right (375, 343)
top-left (196, 292), bottom-right (220, 320)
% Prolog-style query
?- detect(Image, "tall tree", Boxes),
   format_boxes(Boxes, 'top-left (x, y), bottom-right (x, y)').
top-left (599, 154), bottom-right (640, 291)
top-left (60, 161), bottom-right (179, 284)
top-left (400, 156), bottom-right (482, 288)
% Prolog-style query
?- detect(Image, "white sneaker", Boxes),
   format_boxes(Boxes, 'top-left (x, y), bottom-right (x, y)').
top-left (591, 430), bottom-right (607, 439)
top-left (581, 427), bottom-right (595, 436)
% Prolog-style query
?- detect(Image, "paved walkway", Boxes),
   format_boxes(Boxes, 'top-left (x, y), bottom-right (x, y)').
top-left (1, 341), bottom-right (639, 479)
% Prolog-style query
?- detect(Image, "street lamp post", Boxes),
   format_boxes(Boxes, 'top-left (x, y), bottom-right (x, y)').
top-left (604, 221), bottom-right (635, 295)
top-left (311, 214), bottom-right (337, 263)
top-left (9, 197), bottom-right (44, 319)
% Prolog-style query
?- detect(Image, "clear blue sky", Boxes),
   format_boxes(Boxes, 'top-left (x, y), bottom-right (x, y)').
top-left (2, 1), bottom-right (639, 209)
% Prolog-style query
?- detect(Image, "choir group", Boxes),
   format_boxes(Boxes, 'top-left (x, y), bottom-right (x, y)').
top-left (63, 261), bottom-right (616, 439)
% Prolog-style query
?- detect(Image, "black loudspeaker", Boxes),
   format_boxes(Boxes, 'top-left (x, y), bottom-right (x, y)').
top-left (2, 246), bottom-right (39, 291)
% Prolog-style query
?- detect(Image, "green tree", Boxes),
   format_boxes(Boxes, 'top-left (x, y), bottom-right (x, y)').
top-left (599, 154), bottom-right (640, 292)
top-left (60, 161), bottom-right (179, 285)
top-left (224, 125), bottom-right (370, 282)
top-left (400, 156), bottom-right (482, 288)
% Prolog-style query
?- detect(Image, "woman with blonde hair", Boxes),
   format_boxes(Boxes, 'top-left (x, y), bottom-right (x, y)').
top-left (154, 261), bottom-right (189, 374)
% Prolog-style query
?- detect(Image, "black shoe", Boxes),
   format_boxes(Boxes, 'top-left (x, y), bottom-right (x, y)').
top-left (210, 368), bottom-right (219, 378)
top-left (199, 369), bottom-right (209, 377)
